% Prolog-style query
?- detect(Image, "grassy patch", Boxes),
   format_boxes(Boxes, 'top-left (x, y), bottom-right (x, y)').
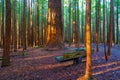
top-left (0, 57), bottom-right (3, 60)
top-left (22, 50), bottom-right (27, 56)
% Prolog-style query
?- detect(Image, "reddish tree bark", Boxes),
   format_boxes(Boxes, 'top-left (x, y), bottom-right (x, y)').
top-left (107, 0), bottom-right (114, 56)
top-left (1, 0), bottom-right (11, 67)
top-left (45, 0), bottom-right (63, 50)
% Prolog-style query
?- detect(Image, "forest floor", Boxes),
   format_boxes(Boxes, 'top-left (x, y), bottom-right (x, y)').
top-left (0, 44), bottom-right (120, 80)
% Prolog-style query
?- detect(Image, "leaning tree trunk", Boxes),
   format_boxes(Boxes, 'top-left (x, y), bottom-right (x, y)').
top-left (45, 0), bottom-right (63, 50)
top-left (107, 0), bottom-right (114, 56)
top-left (1, 0), bottom-right (11, 67)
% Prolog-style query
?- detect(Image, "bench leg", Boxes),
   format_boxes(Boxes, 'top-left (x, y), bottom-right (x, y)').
top-left (73, 57), bottom-right (82, 64)
top-left (73, 58), bottom-right (79, 64)
top-left (79, 57), bottom-right (82, 63)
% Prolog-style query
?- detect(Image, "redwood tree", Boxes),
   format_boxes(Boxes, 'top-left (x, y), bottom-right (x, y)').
top-left (35, 0), bottom-right (40, 46)
top-left (103, 0), bottom-right (107, 61)
top-left (23, 0), bottom-right (27, 50)
top-left (13, 0), bottom-right (17, 52)
top-left (1, 0), bottom-right (4, 48)
top-left (96, 0), bottom-right (100, 52)
top-left (116, 0), bottom-right (119, 44)
top-left (85, 0), bottom-right (92, 79)
top-left (45, 0), bottom-right (63, 50)
top-left (78, 0), bottom-right (92, 79)
top-left (107, 0), bottom-right (114, 56)
top-left (1, 0), bottom-right (11, 67)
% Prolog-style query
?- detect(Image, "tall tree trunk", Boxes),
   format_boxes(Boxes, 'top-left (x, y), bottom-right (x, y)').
top-left (103, 0), bottom-right (107, 61)
top-left (23, 0), bottom-right (27, 50)
top-left (68, 0), bottom-right (72, 47)
top-left (41, 0), bottom-right (44, 46)
top-left (81, 0), bottom-right (84, 44)
top-left (85, 0), bottom-right (92, 79)
top-left (13, 0), bottom-right (17, 52)
top-left (20, 0), bottom-right (24, 47)
top-left (45, 0), bottom-right (63, 50)
top-left (36, 0), bottom-right (40, 46)
top-left (107, 0), bottom-right (114, 56)
top-left (106, 1), bottom-right (110, 44)
top-left (27, 0), bottom-right (30, 46)
top-left (96, 0), bottom-right (100, 52)
top-left (30, 0), bottom-right (34, 47)
top-left (116, 0), bottom-right (119, 44)
top-left (76, 1), bottom-right (80, 48)
top-left (78, 0), bottom-right (92, 79)
top-left (72, 0), bottom-right (80, 48)
top-left (112, 1), bottom-right (115, 44)
top-left (18, 0), bottom-right (22, 48)
top-left (1, 0), bottom-right (11, 67)
top-left (1, 0), bottom-right (4, 48)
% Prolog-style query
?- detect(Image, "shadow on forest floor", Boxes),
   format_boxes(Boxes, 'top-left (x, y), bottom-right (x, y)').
top-left (0, 44), bottom-right (120, 80)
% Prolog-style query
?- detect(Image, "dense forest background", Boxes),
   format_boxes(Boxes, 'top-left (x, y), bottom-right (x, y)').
top-left (0, 0), bottom-right (120, 79)
top-left (0, 0), bottom-right (120, 49)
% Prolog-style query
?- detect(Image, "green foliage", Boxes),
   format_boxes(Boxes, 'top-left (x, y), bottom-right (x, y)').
top-left (0, 0), bottom-right (120, 47)
top-left (22, 50), bottom-right (27, 56)
top-left (0, 57), bottom-right (3, 61)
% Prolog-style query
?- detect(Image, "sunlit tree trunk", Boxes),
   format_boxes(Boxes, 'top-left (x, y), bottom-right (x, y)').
top-left (107, 0), bottom-right (114, 56)
top-left (45, 0), bottom-right (63, 50)
top-left (85, 0), bottom-right (92, 79)
top-left (1, 0), bottom-right (11, 67)
top-left (78, 0), bottom-right (92, 79)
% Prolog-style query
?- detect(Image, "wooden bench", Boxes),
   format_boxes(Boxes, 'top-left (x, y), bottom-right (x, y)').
top-left (55, 48), bottom-right (94, 64)
top-left (56, 49), bottom-right (86, 64)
